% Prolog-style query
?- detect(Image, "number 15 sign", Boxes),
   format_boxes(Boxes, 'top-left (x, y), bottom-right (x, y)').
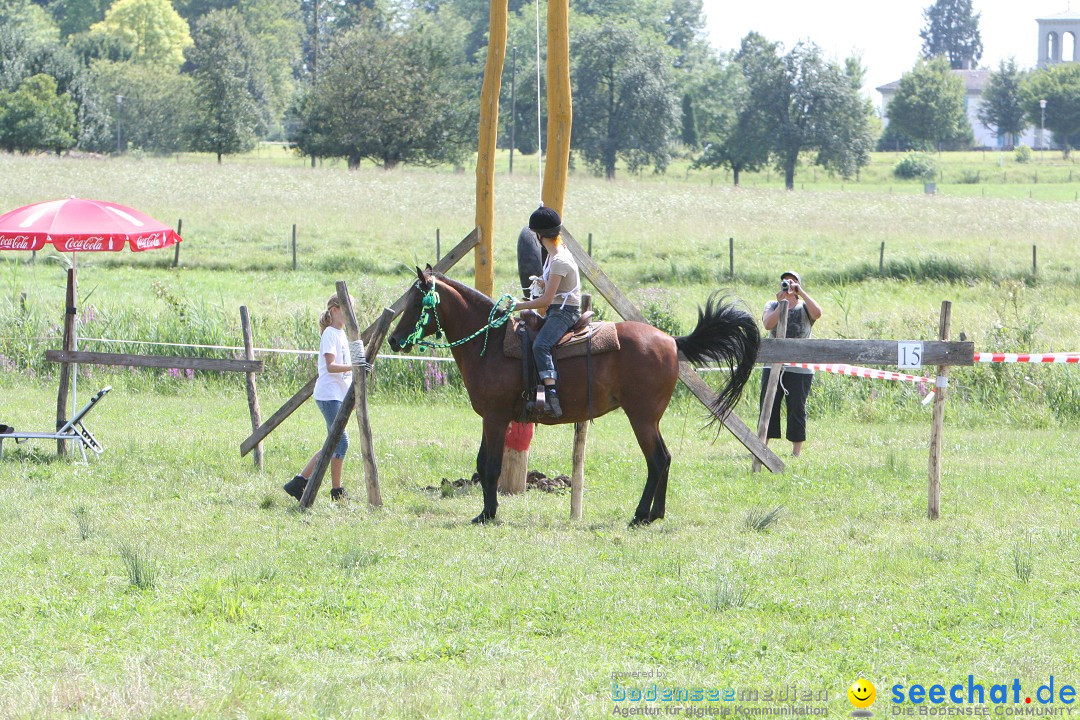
top-left (898, 342), bottom-right (923, 368)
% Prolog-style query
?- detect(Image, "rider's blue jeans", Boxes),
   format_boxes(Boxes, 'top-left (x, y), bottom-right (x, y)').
top-left (533, 305), bottom-right (580, 382)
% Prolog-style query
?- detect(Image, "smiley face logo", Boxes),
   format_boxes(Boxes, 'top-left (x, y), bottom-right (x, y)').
top-left (848, 679), bottom-right (876, 709)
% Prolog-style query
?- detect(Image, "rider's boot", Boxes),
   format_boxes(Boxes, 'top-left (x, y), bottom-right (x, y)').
top-left (544, 386), bottom-right (563, 419)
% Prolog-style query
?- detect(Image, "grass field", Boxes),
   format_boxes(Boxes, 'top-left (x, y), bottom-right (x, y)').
top-left (1, 150), bottom-right (1080, 717)
top-left (1, 384), bottom-right (1078, 718)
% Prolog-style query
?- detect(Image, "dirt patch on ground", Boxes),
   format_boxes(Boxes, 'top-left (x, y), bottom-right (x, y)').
top-left (424, 470), bottom-right (571, 496)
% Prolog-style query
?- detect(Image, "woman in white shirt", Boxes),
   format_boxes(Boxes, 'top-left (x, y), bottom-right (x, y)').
top-left (514, 206), bottom-right (581, 418)
top-left (284, 295), bottom-right (353, 501)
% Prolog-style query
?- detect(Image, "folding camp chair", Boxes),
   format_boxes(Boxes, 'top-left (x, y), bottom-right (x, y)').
top-left (0, 386), bottom-right (111, 463)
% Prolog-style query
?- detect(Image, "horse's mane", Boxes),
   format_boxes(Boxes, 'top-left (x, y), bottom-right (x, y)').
top-left (431, 272), bottom-right (495, 310)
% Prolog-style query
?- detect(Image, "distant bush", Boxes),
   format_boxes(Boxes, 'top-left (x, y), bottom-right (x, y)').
top-left (956, 170), bottom-right (981, 184)
top-left (892, 152), bottom-right (938, 180)
top-left (1015, 145), bottom-right (1032, 164)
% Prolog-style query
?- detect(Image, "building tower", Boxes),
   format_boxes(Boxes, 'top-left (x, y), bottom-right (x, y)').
top-left (1037, 10), bottom-right (1080, 67)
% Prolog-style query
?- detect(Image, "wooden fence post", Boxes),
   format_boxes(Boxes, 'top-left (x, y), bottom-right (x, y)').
top-left (752, 300), bottom-right (787, 473)
top-left (571, 421), bottom-right (587, 520)
top-left (339, 284), bottom-right (387, 509)
top-left (729, 237), bottom-right (734, 278)
top-left (1032, 245), bottom-right (1037, 276)
top-left (173, 218), bottom-right (181, 267)
top-left (879, 242), bottom-right (885, 274)
top-left (291, 224), bottom-right (297, 271)
top-left (240, 306), bottom-right (263, 470)
top-left (569, 292), bottom-right (592, 517)
top-left (927, 300), bottom-right (952, 520)
top-left (300, 292), bottom-right (392, 509)
top-left (55, 268), bottom-right (77, 456)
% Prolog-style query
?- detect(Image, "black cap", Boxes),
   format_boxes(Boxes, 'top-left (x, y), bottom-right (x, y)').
top-left (529, 206), bottom-right (562, 237)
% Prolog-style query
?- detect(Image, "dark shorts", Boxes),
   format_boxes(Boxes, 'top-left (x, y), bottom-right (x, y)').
top-left (758, 369), bottom-right (813, 443)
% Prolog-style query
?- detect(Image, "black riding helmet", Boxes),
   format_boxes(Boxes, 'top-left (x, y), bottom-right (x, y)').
top-left (529, 206), bottom-right (562, 238)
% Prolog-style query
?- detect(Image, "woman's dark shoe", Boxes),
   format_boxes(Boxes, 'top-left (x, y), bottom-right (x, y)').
top-left (283, 475), bottom-right (308, 500)
top-left (544, 388), bottom-right (563, 418)
top-left (0, 424), bottom-right (13, 434)
top-left (331, 487), bottom-right (348, 502)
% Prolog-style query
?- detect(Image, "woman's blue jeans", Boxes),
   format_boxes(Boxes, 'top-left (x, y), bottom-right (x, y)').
top-left (533, 305), bottom-right (580, 381)
top-left (315, 399), bottom-right (349, 459)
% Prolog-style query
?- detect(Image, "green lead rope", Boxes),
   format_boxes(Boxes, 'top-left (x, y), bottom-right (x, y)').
top-left (402, 287), bottom-right (517, 357)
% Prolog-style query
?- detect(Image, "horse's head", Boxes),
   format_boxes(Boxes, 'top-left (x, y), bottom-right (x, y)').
top-left (388, 265), bottom-right (439, 353)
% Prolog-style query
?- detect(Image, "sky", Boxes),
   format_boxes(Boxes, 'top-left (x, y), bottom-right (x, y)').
top-left (700, 0), bottom-right (1074, 105)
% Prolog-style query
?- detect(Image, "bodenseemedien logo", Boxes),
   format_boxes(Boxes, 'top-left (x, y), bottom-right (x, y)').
top-left (848, 678), bottom-right (877, 717)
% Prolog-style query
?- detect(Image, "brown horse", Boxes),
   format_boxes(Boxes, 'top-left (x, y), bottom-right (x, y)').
top-left (388, 267), bottom-right (760, 525)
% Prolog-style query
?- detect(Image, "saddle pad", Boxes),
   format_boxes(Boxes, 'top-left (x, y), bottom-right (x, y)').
top-left (503, 318), bottom-right (620, 360)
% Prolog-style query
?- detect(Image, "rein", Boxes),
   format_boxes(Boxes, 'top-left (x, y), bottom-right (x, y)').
top-left (402, 283), bottom-right (516, 357)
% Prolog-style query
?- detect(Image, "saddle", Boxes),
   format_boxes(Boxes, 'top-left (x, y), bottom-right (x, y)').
top-left (503, 312), bottom-right (620, 422)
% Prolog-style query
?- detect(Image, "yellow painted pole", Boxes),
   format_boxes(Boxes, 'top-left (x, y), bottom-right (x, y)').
top-left (542, 0), bottom-right (571, 212)
top-left (474, 0), bottom-right (508, 297)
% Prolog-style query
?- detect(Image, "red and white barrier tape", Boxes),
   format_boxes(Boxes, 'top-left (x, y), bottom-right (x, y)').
top-left (782, 363), bottom-right (938, 405)
top-left (974, 352), bottom-right (1080, 363)
top-left (783, 363), bottom-right (932, 384)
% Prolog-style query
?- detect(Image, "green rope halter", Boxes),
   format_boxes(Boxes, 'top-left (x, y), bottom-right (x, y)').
top-left (402, 281), bottom-right (516, 357)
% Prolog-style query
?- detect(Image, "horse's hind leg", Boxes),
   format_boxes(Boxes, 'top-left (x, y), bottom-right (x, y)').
top-left (628, 418), bottom-right (670, 526)
top-left (648, 434), bottom-right (672, 521)
top-left (472, 416), bottom-right (508, 524)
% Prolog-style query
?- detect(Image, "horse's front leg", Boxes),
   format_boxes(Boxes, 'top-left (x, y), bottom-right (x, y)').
top-left (472, 416), bottom-right (508, 524)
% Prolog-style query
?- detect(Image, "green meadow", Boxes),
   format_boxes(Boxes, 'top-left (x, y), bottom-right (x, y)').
top-left (1, 150), bottom-right (1080, 718)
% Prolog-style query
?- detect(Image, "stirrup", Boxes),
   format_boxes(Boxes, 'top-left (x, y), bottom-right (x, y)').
top-left (533, 385), bottom-right (546, 413)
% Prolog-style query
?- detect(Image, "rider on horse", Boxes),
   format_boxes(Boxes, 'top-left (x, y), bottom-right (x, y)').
top-left (512, 206), bottom-right (581, 419)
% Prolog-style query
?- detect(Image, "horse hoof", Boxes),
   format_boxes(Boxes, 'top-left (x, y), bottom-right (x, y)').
top-left (628, 516), bottom-right (652, 527)
top-left (472, 512), bottom-right (496, 524)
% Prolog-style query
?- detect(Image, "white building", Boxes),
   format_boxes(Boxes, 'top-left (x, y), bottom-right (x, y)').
top-left (877, 10), bottom-right (1080, 149)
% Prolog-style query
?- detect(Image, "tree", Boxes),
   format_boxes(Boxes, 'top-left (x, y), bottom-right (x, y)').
top-left (238, 0), bottom-right (303, 139)
top-left (1023, 62), bottom-right (1080, 158)
top-left (813, 57), bottom-right (877, 181)
top-left (978, 58), bottom-right (1027, 148)
top-left (0, 73), bottom-right (77, 153)
top-left (770, 42), bottom-right (873, 189)
top-left (920, 0), bottom-right (982, 70)
top-left (42, 0), bottom-right (112, 39)
top-left (679, 93), bottom-right (698, 148)
top-left (885, 56), bottom-right (970, 150)
top-left (89, 60), bottom-right (195, 153)
top-left (692, 33), bottom-right (778, 186)
top-left (1, 0), bottom-right (62, 90)
top-left (186, 9), bottom-right (266, 162)
top-left (89, 0), bottom-right (193, 67)
top-left (571, 23), bottom-right (679, 179)
top-left (295, 16), bottom-right (475, 168)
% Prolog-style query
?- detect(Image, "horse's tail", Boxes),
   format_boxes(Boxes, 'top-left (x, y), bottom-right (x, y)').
top-left (674, 294), bottom-right (761, 420)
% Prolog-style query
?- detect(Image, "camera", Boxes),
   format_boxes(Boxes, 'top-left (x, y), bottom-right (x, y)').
top-left (781, 279), bottom-right (792, 292)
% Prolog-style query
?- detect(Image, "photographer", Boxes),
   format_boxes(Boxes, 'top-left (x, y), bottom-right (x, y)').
top-left (760, 270), bottom-right (822, 457)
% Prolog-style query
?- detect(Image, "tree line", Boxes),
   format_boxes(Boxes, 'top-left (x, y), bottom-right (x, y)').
top-left (1, 0), bottom-right (1078, 180)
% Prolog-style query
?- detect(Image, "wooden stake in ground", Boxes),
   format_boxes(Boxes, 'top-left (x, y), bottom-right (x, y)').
top-left (300, 294), bottom-right (394, 510)
top-left (928, 300), bottom-right (951, 520)
top-left (498, 423), bottom-right (530, 494)
top-left (752, 299), bottom-right (787, 473)
top-left (55, 268), bottom-right (77, 457)
top-left (337, 281), bottom-right (385, 509)
top-left (570, 421), bottom-right (587, 520)
top-left (240, 306), bottom-right (263, 470)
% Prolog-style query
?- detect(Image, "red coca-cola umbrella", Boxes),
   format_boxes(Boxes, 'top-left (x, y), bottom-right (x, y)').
top-left (0, 198), bottom-right (182, 445)
top-left (0, 197), bottom-right (182, 252)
